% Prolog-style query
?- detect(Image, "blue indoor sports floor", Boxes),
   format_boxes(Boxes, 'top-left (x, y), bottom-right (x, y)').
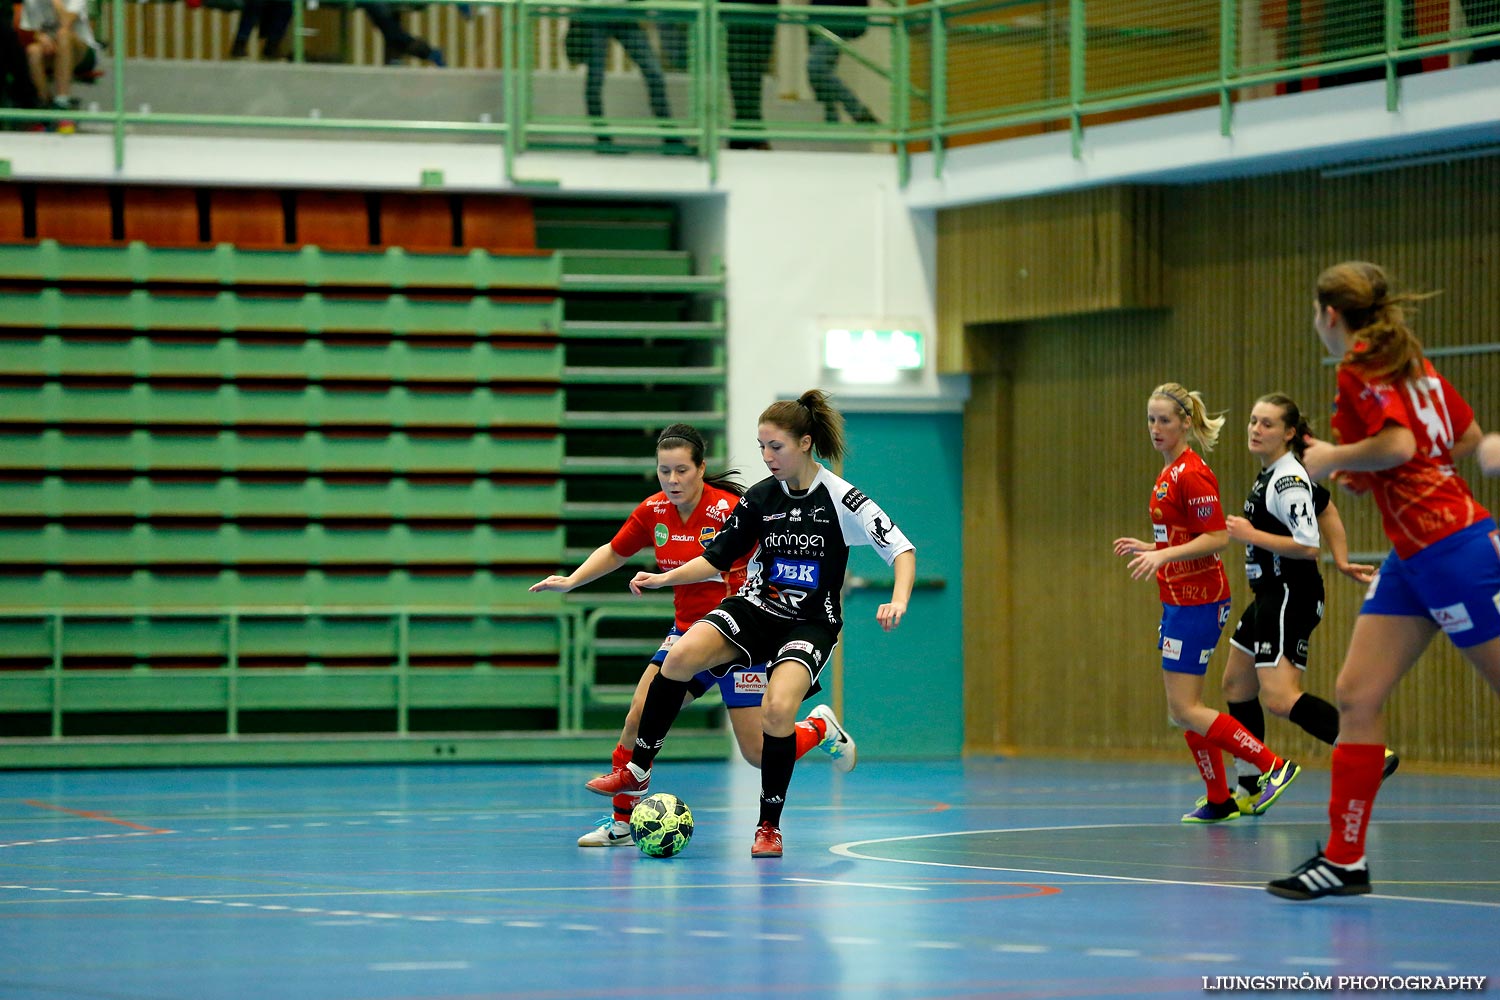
top-left (1, 756), bottom-right (1496, 999)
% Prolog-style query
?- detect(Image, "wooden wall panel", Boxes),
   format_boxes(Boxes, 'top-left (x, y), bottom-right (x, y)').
top-left (947, 157), bottom-right (1500, 769)
top-left (936, 186), bottom-right (1164, 373)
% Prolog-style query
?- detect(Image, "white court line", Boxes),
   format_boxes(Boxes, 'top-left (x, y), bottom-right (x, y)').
top-left (829, 823), bottom-right (1500, 909)
top-left (370, 961), bottom-right (471, 972)
top-left (783, 877), bottom-right (928, 892)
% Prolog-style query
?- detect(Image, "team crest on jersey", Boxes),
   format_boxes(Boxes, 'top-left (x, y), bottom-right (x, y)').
top-left (1155, 482), bottom-right (1170, 500)
top-left (699, 526), bottom-right (717, 546)
top-left (654, 524), bottom-right (669, 546)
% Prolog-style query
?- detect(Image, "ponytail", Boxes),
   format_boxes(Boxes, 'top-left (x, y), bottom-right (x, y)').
top-left (758, 388), bottom-right (847, 463)
top-left (1151, 382), bottom-right (1226, 453)
top-left (1316, 261), bottom-right (1437, 384)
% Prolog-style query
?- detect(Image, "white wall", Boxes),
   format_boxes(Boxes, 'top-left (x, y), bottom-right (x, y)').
top-left (708, 151), bottom-right (938, 476)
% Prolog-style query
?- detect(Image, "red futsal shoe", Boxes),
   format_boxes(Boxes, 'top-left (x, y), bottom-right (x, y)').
top-left (751, 821), bottom-right (783, 858)
top-left (585, 762), bottom-right (650, 797)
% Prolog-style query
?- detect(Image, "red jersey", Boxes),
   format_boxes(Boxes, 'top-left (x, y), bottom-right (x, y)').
top-left (610, 483), bottom-right (749, 630)
top-left (1330, 358), bottom-right (1487, 559)
top-left (1149, 448), bottom-right (1231, 606)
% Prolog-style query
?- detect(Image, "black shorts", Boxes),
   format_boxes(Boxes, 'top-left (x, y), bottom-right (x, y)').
top-left (1229, 580), bottom-right (1325, 670)
top-left (698, 595), bottom-right (835, 699)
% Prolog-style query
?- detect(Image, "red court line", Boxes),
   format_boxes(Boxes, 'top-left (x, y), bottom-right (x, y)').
top-left (23, 800), bottom-right (173, 834)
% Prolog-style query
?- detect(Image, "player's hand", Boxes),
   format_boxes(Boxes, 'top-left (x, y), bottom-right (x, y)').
top-left (529, 575), bottom-right (572, 593)
top-left (1336, 560), bottom-right (1377, 584)
top-left (876, 600), bottom-right (906, 632)
top-left (1332, 470), bottom-right (1372, 495)
top-left (629, 571), bottom-right (663, 595)
top-left (1301, 437), bottom-right (1337, 481)
top-left (1127, 547), bottom-right (1169, 581)
top-left (1224, 515), bottom-right (1253, 543)
top-left (1478, 432), bottom-right (1500, 476)
top-left (1112, 536), bottom-right (1149, 558)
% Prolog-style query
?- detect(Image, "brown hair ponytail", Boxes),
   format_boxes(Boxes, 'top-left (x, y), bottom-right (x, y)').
top-left (1316, 261), bottom-right (1437, 383)
top-left (759, 389), bottom-right (847, 463)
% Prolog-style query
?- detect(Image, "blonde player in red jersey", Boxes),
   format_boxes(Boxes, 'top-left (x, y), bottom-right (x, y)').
top-left (1113, 383), bottom-right (1303, 824)
top-left (530, 424), bottom-right (851, 848)
top-left (1269, 262), bottom-right (1500, 900)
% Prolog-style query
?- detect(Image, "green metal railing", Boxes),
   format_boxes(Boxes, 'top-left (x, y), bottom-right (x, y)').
top-left (3, 0), bottom-right (1495, 183)
top-left (0, 603), bottom-right (742, 767)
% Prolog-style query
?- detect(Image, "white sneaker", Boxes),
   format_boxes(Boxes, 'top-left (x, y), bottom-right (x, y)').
top-left (808, 704), bottom-right (856, 774)
top-left (577, 817), bottom-right (634, 847)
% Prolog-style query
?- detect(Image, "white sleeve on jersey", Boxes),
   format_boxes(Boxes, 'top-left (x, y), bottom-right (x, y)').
top-left (1268, 467), bottom-right (1321, 550)
top-left (823, 470), bottom-right (915, 567)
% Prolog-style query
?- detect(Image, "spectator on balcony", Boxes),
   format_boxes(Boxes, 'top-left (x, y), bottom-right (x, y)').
top-left (725, 0), bottom-right (776, 148)
top-left (19, 0), bottom-right (101, 113)
top-left (1462, 0), bottom-right (1500, 62)
top-left (579, 11), bottom-right (673, 147)
top-left (360, 2), bottom-right (444, 66)
top-left (1, 1), bottom-right (42, 118)
top-left (806, 0), bottom-right (875, 125)
top-left (230, 0), bottom-right (293, 60)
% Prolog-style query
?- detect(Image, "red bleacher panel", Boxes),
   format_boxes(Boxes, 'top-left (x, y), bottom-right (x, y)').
top-left (34, 184), bottom-right (113, 244)
top-left (208, 189), bottom-right (287, 247)
top-left (380, 193), bottom-right (454, 251)
top-left (123, 187), bottom-right (201, 246)
top-left (294, 190), bottom-right (371, 249)
top-left (463, 195), bottom-right (536, 251)
top-left (0, 184), bottom-right (23, 242)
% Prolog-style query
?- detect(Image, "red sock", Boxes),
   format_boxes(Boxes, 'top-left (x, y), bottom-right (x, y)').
top-left (1185, 730), bottom-right (1230, 803)
top-left (794, 718), bottom-right (825, 761)
top-left (1205, 712), bottom-right (1279, 773)
top-left (1326, 743), bottom-right (1384, 865)
top-left (610, 744), bottom-right (636, 822)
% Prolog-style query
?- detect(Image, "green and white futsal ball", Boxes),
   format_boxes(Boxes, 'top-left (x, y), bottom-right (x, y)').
top-left (629, 793), bottom-right (694, 858)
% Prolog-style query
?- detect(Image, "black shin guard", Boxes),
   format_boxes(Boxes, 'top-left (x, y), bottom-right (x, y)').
top-left (758, 733), bottom-right (796, 828)
top-left (631, 674), bottom-right (691, 770)
top-left (1289, 693), bottom-right (1341, 746)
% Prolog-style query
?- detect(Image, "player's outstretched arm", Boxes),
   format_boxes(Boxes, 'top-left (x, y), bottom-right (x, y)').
top-left (530, 542), bottom-right (628, 593)
top-left (876, 548), bottom-right (915, 632)
top-left (629, 556), bottom-right (721, 595)
top-left (1317, 500), bottom-right (1376, 583)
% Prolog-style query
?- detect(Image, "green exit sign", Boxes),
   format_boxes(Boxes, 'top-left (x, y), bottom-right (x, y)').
top-left (823, 328), bottom-right (925, 383)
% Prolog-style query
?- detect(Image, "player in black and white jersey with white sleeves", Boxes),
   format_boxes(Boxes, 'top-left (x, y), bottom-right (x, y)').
top-left (1218, 393), bottom-right (1394, 814)
top-left (585, 389), bottom-right (916, 858)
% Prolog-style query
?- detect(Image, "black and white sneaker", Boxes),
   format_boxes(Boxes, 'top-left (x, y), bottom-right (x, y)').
top-left (1267, 847), bottom-right (1371, 900)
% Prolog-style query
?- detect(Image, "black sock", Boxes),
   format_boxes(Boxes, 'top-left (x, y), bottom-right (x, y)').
top-left (630, 674), bottom-right (690, 771)
top-left (757, 732), bottom-right (796, 828)
top-left (1288, 693), bottom-right (1341, 746)
top-left (1226, 698), bottom-right (1266, 793)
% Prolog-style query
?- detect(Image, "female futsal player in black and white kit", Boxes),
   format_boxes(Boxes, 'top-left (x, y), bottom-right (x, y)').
top-left (1221, 396), bottom-right (1399, 813)
top-left (584, 389), bottom-right (916, 858)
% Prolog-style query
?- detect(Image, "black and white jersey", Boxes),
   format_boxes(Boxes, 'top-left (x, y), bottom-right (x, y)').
top-left (701, 464), bottom-right (914, 630)
top-left (1242, 451), bottom-right (1327, 590)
